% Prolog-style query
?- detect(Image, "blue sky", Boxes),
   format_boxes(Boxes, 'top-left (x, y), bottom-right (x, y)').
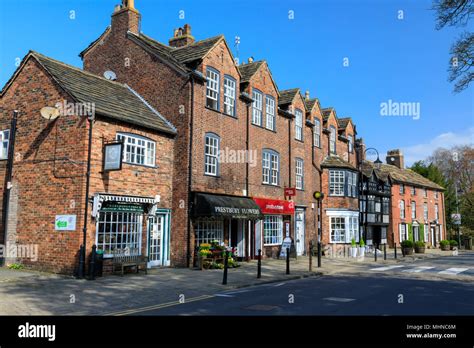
top-left (1, 0), bottom-right (472, 165)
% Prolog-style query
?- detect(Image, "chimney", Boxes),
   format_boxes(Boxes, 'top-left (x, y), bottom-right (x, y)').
top-left (111, 0), bottom-right (141, 35)
top-left (305, 90), bottom-right (310, 100)
top-left (248, 57), bottom-right (254, 64)
top-left (169, 24), bottom-right (195, 48)
top-left (386, 149), bottom-right (404, 169)
top-left (356, 138), bottom-right (366, 161)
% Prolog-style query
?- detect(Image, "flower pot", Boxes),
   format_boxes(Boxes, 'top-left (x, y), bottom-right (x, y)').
top-left (403, 247), bottom-right (414, 255)
top-left (358, 247), bottom-right (365, 257)
top-left (414, 247), bottom-right (425, 254)
top-left (350, 247), bottom-right (358, 257)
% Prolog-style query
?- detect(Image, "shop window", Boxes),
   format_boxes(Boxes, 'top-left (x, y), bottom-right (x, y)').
top-left (263, 215), bottom-right (283, 245)
top-left (194, 220), bottom-right (224, 246)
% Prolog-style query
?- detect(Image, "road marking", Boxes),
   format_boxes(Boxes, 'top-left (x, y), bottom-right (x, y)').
top-left (438, 268), bottom-right (469, 275)
top-left (214, 294), bottom-right (235, 297)
top-left (402, 266), bottom-right (435, 273)
top-left (323, 297), bottom-right (355, 303)
top-left (105, 295), bottom-right (214, 316)
top-left (273, 283), bottom-right (286, 287)
top-left (370, 265), bottom-right (405, 271)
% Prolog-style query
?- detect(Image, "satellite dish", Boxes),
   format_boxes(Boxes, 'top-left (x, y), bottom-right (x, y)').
top-left (103, 70), bottom-right (117, 81)
top-left (40, 106), bottom-right (60, 121)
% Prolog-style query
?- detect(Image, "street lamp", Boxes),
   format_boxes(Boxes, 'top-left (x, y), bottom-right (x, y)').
top-left (313, 191), bottom-right (324, 267)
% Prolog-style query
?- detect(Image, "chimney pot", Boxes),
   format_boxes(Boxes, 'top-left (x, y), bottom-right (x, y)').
top-left (248, 57), bottom-right (254, 63)
top-left (169, 24), bottom-right (195, 47)
top-left (305, 90), bottom-right (310, 100)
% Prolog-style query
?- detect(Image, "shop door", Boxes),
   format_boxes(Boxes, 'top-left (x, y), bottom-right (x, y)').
top-left (295, 209), bottom-right (305, 256)
top-left (148, 212), bottom-right (170, 267)
top-left (430, 227), bottom-right (436, 247)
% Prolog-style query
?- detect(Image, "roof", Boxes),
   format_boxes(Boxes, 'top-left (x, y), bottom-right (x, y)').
top-left (304, 98), bottom-right (319, 112)
top-left (278, 88), bottom-right (300, 106)
top-left (322, 107), bottom-right (334, 122)
top-left (378, 163), bottom-right (444, 190)
top-left (321, 155), bottom-right (358, 170)
top-left (26, 51), bottom-right (176, 135)
top-left (238, 61), bottom-right (265, 82)
top-left (338, 117), bottom-right (352, 129)
top-left (360, 161), bottom-right (390, 182)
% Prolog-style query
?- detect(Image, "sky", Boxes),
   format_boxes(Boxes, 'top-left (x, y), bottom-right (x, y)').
top-left (0, 0), bottom-right (472, 166)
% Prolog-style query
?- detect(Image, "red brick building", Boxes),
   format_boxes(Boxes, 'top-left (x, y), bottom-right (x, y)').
top-left (0, 51), bottom-right (175, 273)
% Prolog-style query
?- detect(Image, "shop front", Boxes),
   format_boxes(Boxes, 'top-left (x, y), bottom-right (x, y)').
top-left (252, 197), bottom-right (295, 258)
top-left (192, 193), bottom-right (263, 261)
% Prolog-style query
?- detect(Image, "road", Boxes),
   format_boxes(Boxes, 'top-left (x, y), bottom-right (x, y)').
top-left (121, 253), bottom-right (474, 316)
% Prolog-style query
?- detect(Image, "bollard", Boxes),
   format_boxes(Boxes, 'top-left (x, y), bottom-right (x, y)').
top-left (374, 243), bottom-right (378, 262)
top-left (384, 244), bottom-right (387, 260)
top-left (257, 249), bottom-right (262, 279)
top-left (309, 241), bottom-right (313, 272)
top-left (89, 245), bottom-right (96, 280)
top-left (78, 245), bottom-right (85, 278)
top-left (286, 247), bottom-right (290, 275)
top-left (318, 241), bottom-right (322, 268)
top-left (222, 251), bottom-right (229, 285)
top-left (343, 245), bottom-right (346, 258)
top-left (394, 244), bottom-right (397, 259)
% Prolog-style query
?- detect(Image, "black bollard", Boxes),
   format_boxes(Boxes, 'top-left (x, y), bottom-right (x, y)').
top-left (309, 241), bottom-right (313, 272)
top-left (257, 249), bottom-right (262, 279)
top-left (286, 247), bottom-right (290, 275)
top-left (384, 244), bottom-right (387, 260)
top-left (394, 244), bottom-right (397, 259)
top-left (222, 251), bottom-right (229, 285)
top-left (89, 244), bottom-right (96, 280)
top-left (374, 243), bottom-right (378, 262)
top-left (78, 245), bottom-right (85, 278)
top-left (318, 241), bottom-right (322, 268)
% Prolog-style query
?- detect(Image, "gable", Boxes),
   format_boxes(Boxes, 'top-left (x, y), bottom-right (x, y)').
top-left (200, 38), bottom-right (241, 78)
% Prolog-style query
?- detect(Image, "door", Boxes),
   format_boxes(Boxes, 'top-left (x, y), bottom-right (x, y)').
top-left (148, 212), bottom-right (170, 267)
top-left (430, 227), bottom-right (435, 247)
top-left (295, 209), bottom-right (305, 256)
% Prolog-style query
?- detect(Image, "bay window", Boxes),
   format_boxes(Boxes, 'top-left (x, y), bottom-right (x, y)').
top-left (329, 214), bottom-right (359, 243)
top-left (329, 170), bottom-right (345, 196)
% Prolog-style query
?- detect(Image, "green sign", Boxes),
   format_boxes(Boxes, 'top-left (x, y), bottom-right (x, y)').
top-left (101, 203), bottom-right (144, 213)
top-left (55, 215), bottom-right (76, 231)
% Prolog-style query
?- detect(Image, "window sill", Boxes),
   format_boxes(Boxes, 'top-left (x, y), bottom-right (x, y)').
top-left (251, 123), bottom-right (276, 133)
top-left (122, 162), bottom-right (157, 169)
top-left (263, 243), bottom-right (282, 247)
top-left (294, 138), bottom-right (304, 143)
top-left (204, 173), bottom-right (221, 178)
top-left (205, 106), bottom-right (238, 119)
top-left (262, 183), bottom-right (280, 188)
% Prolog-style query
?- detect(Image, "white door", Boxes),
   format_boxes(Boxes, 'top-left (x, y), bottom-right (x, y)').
top-left (295, 209), bottom-right (305, 256)
top-left (148, 213), bottom-right (170, 267)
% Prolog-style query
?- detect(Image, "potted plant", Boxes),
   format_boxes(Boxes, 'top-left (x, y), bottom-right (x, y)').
top-left (401, 240), bottom-right (414, 255)
top-left (358, 238), bottom-right (366, 257)
top-left (414, 241), bottom-right (425, 254)
top-left (449, 240), bottom-right (458, 250)
top-left (350, 238), bottom-right (358, 257)
top-left (440, 240), bottom-right (450, 251)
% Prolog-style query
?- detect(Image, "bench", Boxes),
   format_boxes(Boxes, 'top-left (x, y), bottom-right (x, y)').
top-left (112, 248), bottom-right (148, 276)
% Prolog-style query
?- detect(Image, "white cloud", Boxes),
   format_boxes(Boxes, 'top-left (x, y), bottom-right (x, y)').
top-left (401, 128), bottom-right (474, 166)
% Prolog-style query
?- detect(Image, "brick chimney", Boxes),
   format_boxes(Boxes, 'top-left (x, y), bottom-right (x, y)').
top-left (169, 24), bottom-right (195, 48)
top-left (111, 0), bottom-right (141, 35)
top-left (386, 149), bottom-right (404, 169)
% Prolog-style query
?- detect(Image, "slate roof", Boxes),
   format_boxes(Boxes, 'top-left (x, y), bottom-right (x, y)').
top-left (304, 98), bottom-right (319, 112)
top-left (360, 161), bottom-right (390, 182)
top-left (338, 117), bottom-right (352, 129)
top-left (30, 51), bottom-right (176, 135)
top-left (322, 108), bottom-right (334, 121)
top-left (321, 155), bottom-right (358, 170)
top-left (278, 88), bottom-right (300, 106)
top-left (238, 61), bottom-right (265, 82)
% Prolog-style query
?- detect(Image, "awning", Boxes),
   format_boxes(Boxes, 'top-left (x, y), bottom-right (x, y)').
top-left (193, 193), bottom-right (263, 220)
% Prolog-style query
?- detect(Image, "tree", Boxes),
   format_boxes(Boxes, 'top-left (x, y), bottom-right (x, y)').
top-left (433, 0), bottom-right (474, 92)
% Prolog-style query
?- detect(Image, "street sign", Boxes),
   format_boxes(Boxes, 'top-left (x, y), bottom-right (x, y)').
top-left (284, 188), bottom-right (296, 197)
top-left (55, 215), bottom-right (76, 231)
top-left (451, 213), bottom-right (461, 225)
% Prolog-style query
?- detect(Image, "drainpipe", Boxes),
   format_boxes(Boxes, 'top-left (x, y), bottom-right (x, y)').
top-left (288, 117), bottom-right (292, 188)
top-left (186, 76), bottom-right (195, 268)
top-left (245, 98), bottom-right (250, 196)
top-left (1, 110), bottom-right (18, 266)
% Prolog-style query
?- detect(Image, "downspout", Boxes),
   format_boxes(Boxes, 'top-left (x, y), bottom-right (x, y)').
top-left (246, 99), bottom-right (250, 196)
top-left (288, 117), bottom-right (292, 188)
top-left (186, 76), bottom-right (195, 268)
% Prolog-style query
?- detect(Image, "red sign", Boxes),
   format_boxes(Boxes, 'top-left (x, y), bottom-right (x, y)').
top-left (253, 197), bottom-right (295, 215)
top-left (284, 187), bottom-right (296, 197)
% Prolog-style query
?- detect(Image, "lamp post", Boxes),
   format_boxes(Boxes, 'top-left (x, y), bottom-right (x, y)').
top-left (313, 191), bottom-right (324, 267)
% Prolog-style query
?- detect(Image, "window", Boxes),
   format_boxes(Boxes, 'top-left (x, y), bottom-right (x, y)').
top-left (399, 224), bottom-right (408, 242)
top-left (383, 197), bottom-right (390, 214)
top-left (329, 170), bottom-right (345, 196)
top-left (223, 76), bottom-right (236, 116)
top-left (195, 220), bottom-right (224, 246)
top-left (0, 130), bottom-right (10, 160)
top-left (265, 96), bottom-right (276, 131)
top-left (329, 126), bottom-right (336, 154)
top-left (313, 119), bottom-right (321, 147)
top-left (96, 211), bottom-right (142, 257)
top-left (349, 217), bottom-right (359, 242)
top-left (263, 215), bottom-right (283, 245)
top-left (295, 158), bottom-right (304, 190)
top-left (434, 191), bottom-right (439, 199)
top-left (204, 133), bottom-right (220, 176)
top-left (435, 204), bottom-right (439, 220)
top-left (295, 109), bottom-right (303, 141)
top-left (116, 133), bottom-right (155, 166)
top-left (348, 172), bottom-right (357, 197)
top-left (410, 186), bottom-right (416, 195)
top-left (399, 184), bottom-right (405, 194)
top-left (424, 224), bottom-right (429, 242)
top-left (252, 89), bottom-right (263, 126)
top-left (411, 201), bottom-right (416, 219)
top-left (330, 217), bottom-right (346, 243)
top-left (262, 149), bottom-right (279, 185)
top-left (423, 203), bottom-right (428, 220)
top-left (400, 200), bottom-right (405, 218)
top-left (348, 135), bottom-right (353, 153)
top-left (206, 67), bottom-right (220, 110)
top-left (423, 188), bottom-right (427, 198)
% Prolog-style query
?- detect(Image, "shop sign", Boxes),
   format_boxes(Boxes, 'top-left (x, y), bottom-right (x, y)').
top-left (101, 202), bottom-right (144, 213)
top-left (253, 198), bottom-right (295, 215)
top-left (55, 215), bottom-right (76, 231)
top-left (280, 237), bottom-right (292, 259)
top-left (284, 188), bottom-right (296, 197)
top-left (103, 142), bottom-right (123, 171)
top-left (451, 213), bottom-right (461, 225)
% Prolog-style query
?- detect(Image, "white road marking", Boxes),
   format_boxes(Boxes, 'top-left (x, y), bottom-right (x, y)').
top-left (370, 265), bottom-right (405, 271)
top-left (438, 268), bottom-right (469, 275)
top-left (323, 297), bottom-right (355, 303)
top-left (273, 283), bottom-right (286, 287)
top-left (402, 266), bottom-right (435, 273)
top-left (214, 294), bottom-right (235, 298)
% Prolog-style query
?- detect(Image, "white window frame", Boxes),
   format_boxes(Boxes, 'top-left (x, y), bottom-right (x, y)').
top-left (327, 210), bottom-right (359, 244)
top-left (348, 135), bottom-right (353, 153)
top-left (329, 170), bottom-right (345, 196)
top-left (116, 133), bottom-right (156, 167)
top-left (195, 220), bottom-right (224, 246)
top-left (295, 109), bottom-right (303, 141)
top-left (252, 89), bottom-right (263, 126)
top-left (263, 215), bottom-right (283, 245)
top-left (435, 204), bottom-right (439, 220)
top-left (411, 201), bottom-right (416, 219)
top-left (399, 223), bottom-right (408, 242)
top-left (0, 129), bottom-right (10, 160)
top-left (330, 217), bottom-right (346, 243)
top-left (204, 133), bottom-right (220, 176)
top-left (399, 184), bottom-right (405, 194)
top-left (400, 200), bottom-right (405, 219)
top-left (313, 119), bottom-right (321, 147)
top-left (265, 96), bottom-right (275, 131)
top-left (295, 158), bottom-right (304, 190)
top-left (262, 150), bottom-right (279, 186)
top-left (206, 68), bottom-right (220, 110)
top-left (423, 203), bottom-right (428, 221)
top-left (223, 76), bottom-right (236, 116)
top-left (330, 126), bottom-right (336, 154)
top-left (348, 171), bottom-right (357, 197)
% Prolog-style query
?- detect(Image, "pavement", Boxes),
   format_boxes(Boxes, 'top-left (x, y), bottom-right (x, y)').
top-left (0, 249), bottom-right (472, 316)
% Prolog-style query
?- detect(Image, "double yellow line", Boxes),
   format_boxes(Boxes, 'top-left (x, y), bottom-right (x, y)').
top-left (105, 295), bottom-right (215, 316)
